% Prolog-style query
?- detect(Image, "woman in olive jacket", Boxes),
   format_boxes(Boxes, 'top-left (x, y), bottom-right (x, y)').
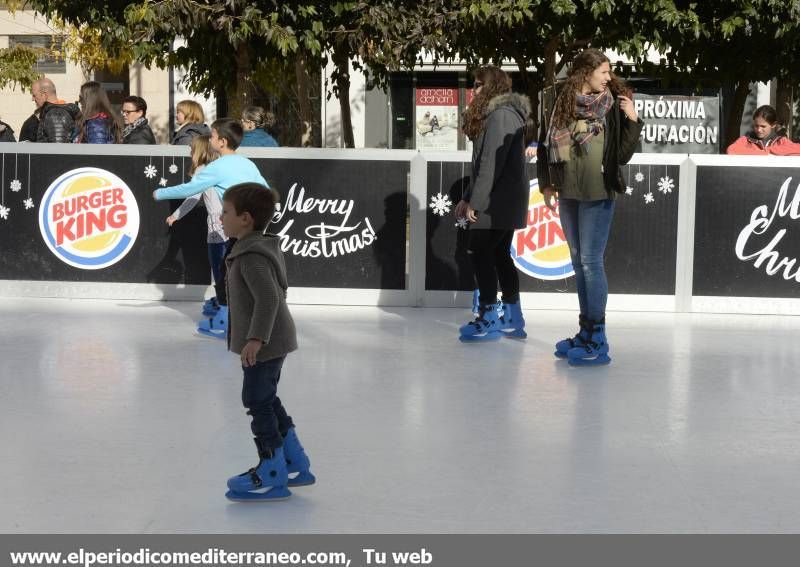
top-left (537, 48), bottom-right (643, 366)
top-left (454, 65), bottom-right (530, 342)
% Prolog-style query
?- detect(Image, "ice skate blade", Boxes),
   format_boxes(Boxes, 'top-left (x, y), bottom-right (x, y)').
top-left (194, 327), bottom-right (226, 340)
top-left (225, 487), bottom-right (291, 502)
top-left (501, 329), bottom-right (527, 340)
top-left (194, 321), bottom-right (228, 339)
top-left (288, 471), bottom-right (316, 487)
top-left (568, 354), bottom-right (611, 367)
top-left (459, 332), bottom-right (501, 343)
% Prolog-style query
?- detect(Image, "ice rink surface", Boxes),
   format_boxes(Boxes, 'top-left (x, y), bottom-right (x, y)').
top-left (1, 298), bottom-right (799, 533)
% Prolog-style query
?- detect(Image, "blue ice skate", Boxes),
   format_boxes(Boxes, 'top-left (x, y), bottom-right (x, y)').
top-left (498, 301), bottom-right (527, 339)
top-left (459, 304), bottom-right (502, 342)
top-left (202, 296), bottom-right (220, 317)
top-left (567, 319), bottom-right (611, 366)
top-left (226, 442), bottom-right (291, 502)
top-left (555, 315), bottom-right (589, 358)
top-left (283, 428), bottom-right (316, 487)
top-left (197, 305), bottom-right (227, 339)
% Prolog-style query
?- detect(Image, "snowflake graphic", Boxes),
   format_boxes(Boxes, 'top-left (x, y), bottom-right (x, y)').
top-left (657, 176), bottom-right (674, 194)
top-left (644, 192), bottom-right (655, 204)
top-left (144, 164), bottom-right (158, 179)
top-left (429, 192), bottom-right (452, 216)
top-left (169, 164), bottom-right (178, 174)
top-left (455, 217), bottom-right (469, 230)
top-left (634, 172), bottom-right (645, 183)
top-left (23, 198), bottom-right (34, 210)
top-left (0, 204), bottom-right (8, 220)
top-left (625, 186), bottom-right (634, 195)
top-left (159, 177), bottom-right (168, 187)
top-left (10, 179), bottom-right (22, 192)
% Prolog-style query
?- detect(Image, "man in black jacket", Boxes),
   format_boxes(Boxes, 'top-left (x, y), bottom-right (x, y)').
top-left (32, 78), bottom-right (80, 143)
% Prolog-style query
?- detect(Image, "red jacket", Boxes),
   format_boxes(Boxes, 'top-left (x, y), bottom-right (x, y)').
top-left (727, 134), bottom-right (800, 156)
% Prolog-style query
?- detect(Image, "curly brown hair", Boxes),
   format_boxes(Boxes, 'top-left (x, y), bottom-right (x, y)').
top-left (462, 65), bottom-right (512, 140)
top-left (551, 49), bottom-right (628, 129)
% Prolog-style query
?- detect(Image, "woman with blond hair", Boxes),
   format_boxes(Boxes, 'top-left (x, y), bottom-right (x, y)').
top-left (171, 99), bottom-right (210, 145)
top-left (537, 48), bottom-right (643, 366)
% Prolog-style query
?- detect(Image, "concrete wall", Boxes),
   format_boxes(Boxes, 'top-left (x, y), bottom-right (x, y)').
top-left (0, 10), bottom-right (88, 137)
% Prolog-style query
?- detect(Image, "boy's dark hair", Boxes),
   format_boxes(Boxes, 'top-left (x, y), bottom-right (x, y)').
top-left (211, 118), bottom-right (244, 149)
top-left (224, 183), bottom-right (277, 231)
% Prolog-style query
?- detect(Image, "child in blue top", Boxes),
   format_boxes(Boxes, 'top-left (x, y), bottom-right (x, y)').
top-left (154, 118), bottom-right (268, 338)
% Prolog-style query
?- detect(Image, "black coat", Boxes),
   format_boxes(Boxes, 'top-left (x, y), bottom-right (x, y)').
top-left (0, 121), bottom-right (15, 143)
top-left (19, 114), bottom-right (39, 142)
top-left (537, 96), bottom-right (643, 194)
top-left (36, 102), bottom-right (81, 143)
top-left (123, 119), bottom-right (157, 144)
top-left (171, 122), bottom-right (210, 145)
top-left (465, 92), bottom-right (531, 230)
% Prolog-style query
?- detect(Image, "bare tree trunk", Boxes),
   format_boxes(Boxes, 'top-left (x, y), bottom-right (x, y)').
top-left (227, 43), bottom-right (256, 120)
top-left (332, 48), bottom-right (355, 148)
top-left (724, 81), bottom-right (752, 150)
top-left (294, 54), bottom-right (316, 147)
top-left (516, 57), bottom-right (539, 141)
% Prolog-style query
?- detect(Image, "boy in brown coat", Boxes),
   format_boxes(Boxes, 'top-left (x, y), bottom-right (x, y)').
top-left (220, 183), bottom-right (315, 502)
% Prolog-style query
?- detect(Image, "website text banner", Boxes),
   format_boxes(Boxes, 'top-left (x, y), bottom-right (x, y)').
top-left (425, 160), bottom-right (678, 295)
top-left (0, 152), bottom-right (408, 290)
top-left (2, 535), bottom-right (799, 567)
top-left (694, 165), bottom-right (800, 297)
top-left (634, 94), bottom-right (720, 154)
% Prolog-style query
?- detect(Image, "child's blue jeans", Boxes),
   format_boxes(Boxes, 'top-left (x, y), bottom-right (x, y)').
top-left (241, 356), bottom-right (295, 451)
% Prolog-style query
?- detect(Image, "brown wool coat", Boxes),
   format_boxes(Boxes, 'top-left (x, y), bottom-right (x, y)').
top-left (225, 232), bottom-right (298, 361)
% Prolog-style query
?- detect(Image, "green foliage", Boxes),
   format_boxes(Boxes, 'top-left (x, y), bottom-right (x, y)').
top-left (0, 45), bottom-right (41, 90)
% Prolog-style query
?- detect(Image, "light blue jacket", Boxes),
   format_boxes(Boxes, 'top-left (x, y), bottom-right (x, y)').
top-left (154, 154), bottom-right (268, 201)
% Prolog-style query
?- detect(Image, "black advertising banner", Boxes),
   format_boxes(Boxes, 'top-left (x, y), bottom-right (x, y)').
top-left (694, 165), bottom-right (800, 297)
top-left (0, 152), bottom-right (209, 284)
top-left (261, 158), bottom-right (408, 290)
top-left (425, 160), bottom-right (679, 295)
top-left (0, 151), bottom-right (408, 290)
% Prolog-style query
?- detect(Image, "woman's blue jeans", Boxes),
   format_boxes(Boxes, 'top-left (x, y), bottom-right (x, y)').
top-left (557, 198), bottom-right (615, 321)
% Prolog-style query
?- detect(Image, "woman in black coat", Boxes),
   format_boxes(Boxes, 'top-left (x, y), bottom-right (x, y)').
top-left (537, 48), bottom-right (643, 366)
top-left (121, 96), bottom-right (156, 144)
top-left (454, 65), bottom-right (530, 342)
top-left (0, 120), bottom-right (15, 143)
top-left (171, 100), bottom-right (210, 145)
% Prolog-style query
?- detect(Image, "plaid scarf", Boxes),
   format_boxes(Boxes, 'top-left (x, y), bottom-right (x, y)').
top-left (547, 89), bottom-right (614, 164)
top-left (122, 116), bottom-right (147, 139)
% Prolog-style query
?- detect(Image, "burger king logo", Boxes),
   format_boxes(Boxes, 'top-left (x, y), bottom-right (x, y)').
top-left (510, 178), bottom-right (574, 280)
top-left (39, 167), bottom-right (140, 270)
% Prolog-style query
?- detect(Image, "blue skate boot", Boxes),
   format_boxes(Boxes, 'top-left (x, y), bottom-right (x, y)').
top-left (555, 315), bottom-right (589, 359)
top-left (202, 296), bottom-right (220, 317)
top-left (498, 300), bottom-right (526, 339)
top-left (197, 305), bottom-right (227, 339)
top-left (283, 427), bottom-right (316, 487)
top-left (459, 303), bottom-right (502, 342)
top-left (567, 318), bottom-right (611, 366)
top-left (226, 439), bottom-right (291, 502)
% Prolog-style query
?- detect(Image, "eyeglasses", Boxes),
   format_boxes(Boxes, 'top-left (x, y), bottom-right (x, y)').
top-left (121, 109), bottom-right (140, 115)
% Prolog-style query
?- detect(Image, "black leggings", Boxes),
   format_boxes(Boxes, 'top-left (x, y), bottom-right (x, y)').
top-left (467, 229), bottom-right (519, 306)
